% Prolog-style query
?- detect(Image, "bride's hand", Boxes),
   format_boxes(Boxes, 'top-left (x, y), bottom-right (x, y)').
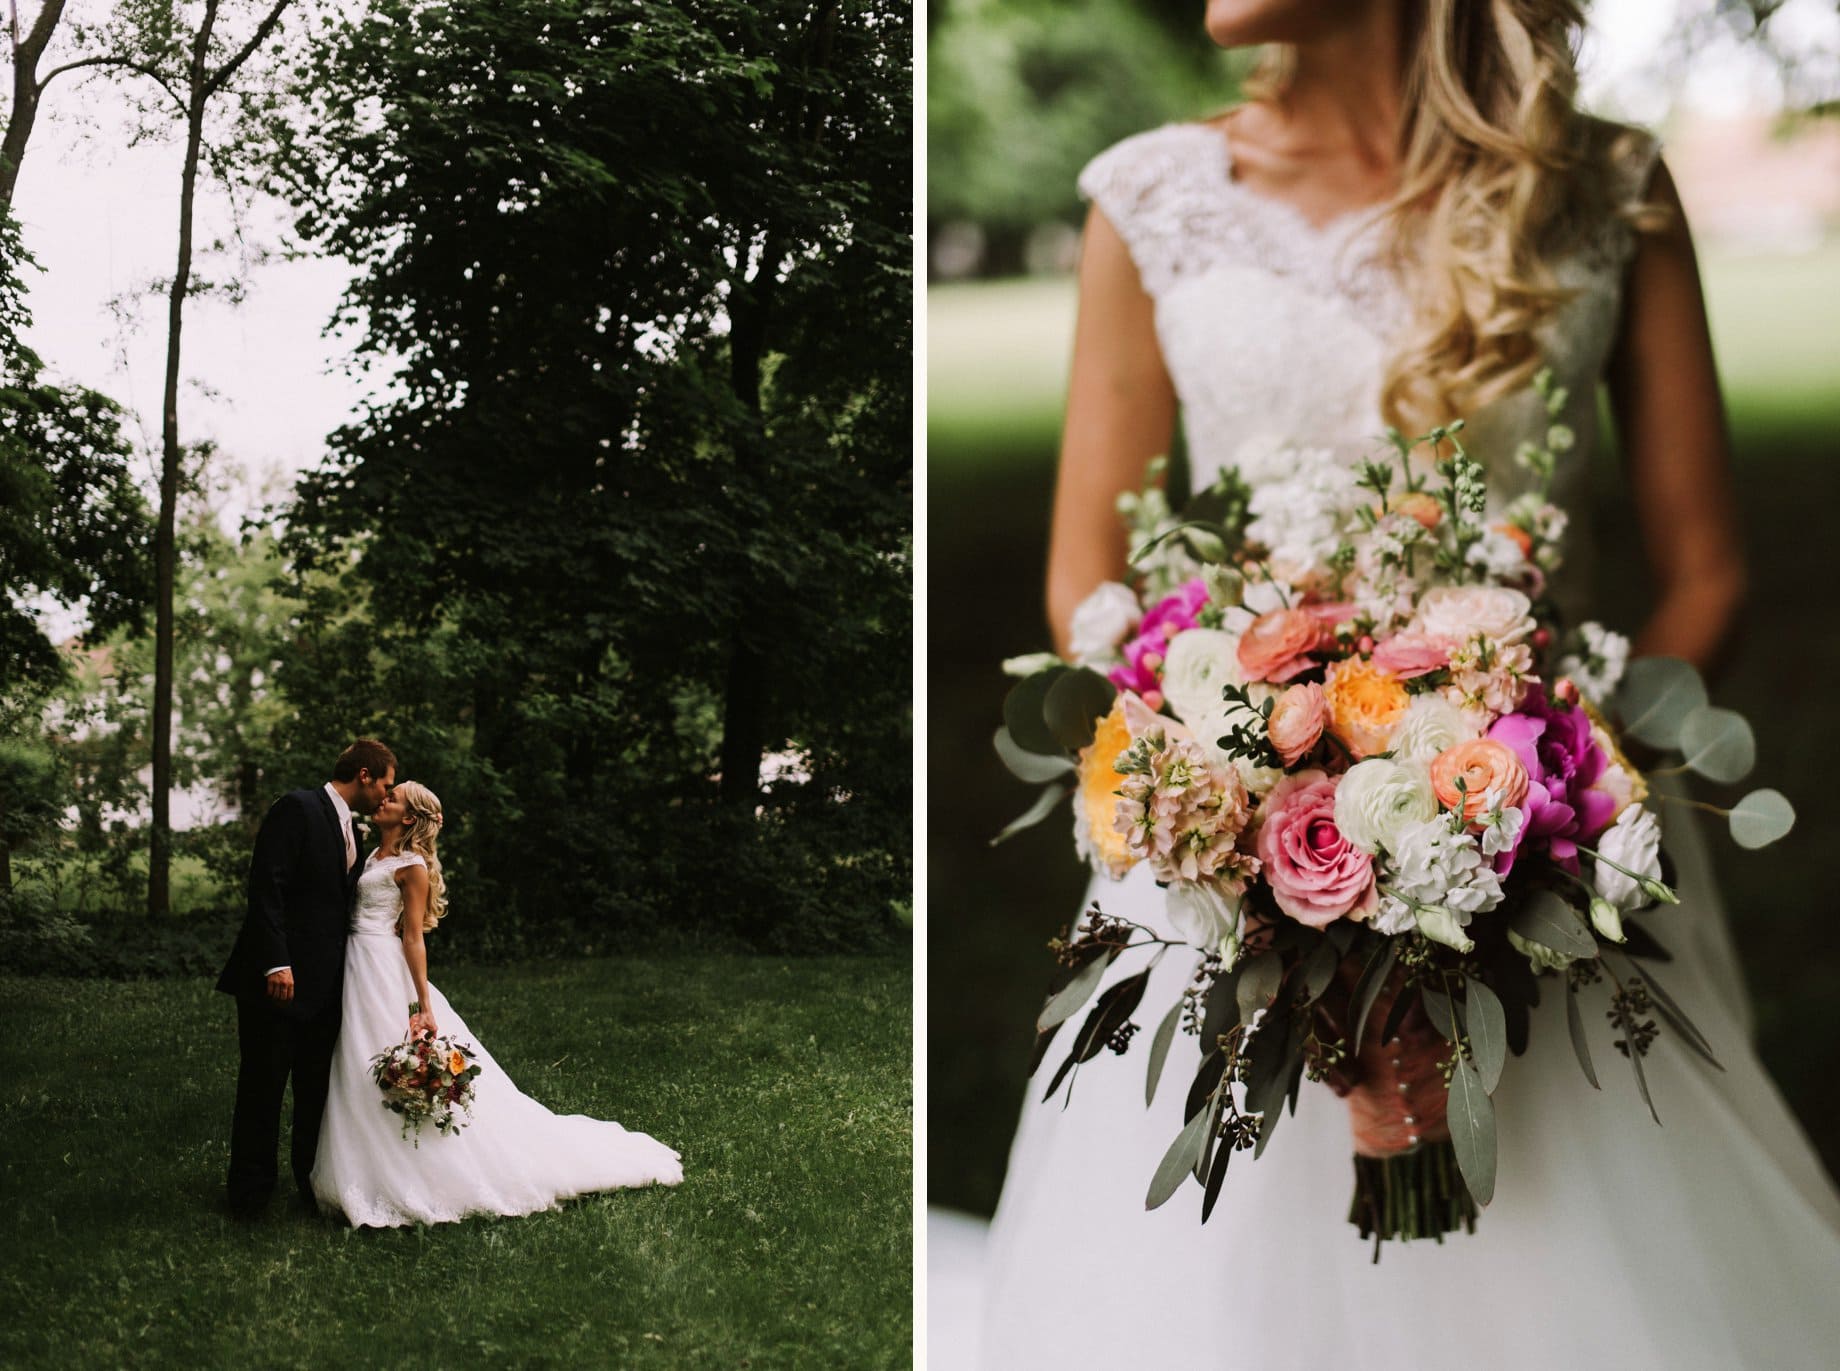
top-left (410, 1009), bottom-right (438, 1038)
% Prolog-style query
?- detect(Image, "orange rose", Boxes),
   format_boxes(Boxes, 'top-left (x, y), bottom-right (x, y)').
top-left (1075, 698), bottom-right (1137, 878)
top-left (1236, 608), bottom-right (1323, 683)
top-left (447, 1049), bottom-right (468, 1076)
top-left (1394, 491), bottom-right (1443, 530)
top-left (1430, 738), bottom-right (1530, 824)
top-left (1322, 657), bottom-right (1410, 759)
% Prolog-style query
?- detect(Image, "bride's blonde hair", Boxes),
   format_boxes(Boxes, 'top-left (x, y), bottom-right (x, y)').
top-left (1250, 0), bottom-right (1663, 429)
top-left (392, 780), bottom-right (449, 932)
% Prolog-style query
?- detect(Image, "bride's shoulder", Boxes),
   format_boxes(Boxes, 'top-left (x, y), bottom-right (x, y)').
top-left (1077, 122), bottom-right (1224, 206)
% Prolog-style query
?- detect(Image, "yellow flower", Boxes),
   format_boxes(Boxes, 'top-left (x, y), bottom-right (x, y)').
top-left (447, 1049), bottom-right (468, 1076)
top-left (1323, 657), bottom-right (1410, 760)
top-left (1074, 698), bottom-right (1137, 878)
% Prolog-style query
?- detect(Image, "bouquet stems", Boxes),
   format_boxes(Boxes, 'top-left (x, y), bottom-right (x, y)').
top-left (1348, 1141), bottom-right (1478, 1261)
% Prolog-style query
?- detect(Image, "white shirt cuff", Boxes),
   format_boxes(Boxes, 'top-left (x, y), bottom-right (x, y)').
top-left (264, 966), bottom-right (290, 976)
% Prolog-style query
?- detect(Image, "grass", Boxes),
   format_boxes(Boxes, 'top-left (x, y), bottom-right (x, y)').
top-left (0, 955), bottom-right (911, 1369)
top-left (926, 244), bottom-right (1840, 1217)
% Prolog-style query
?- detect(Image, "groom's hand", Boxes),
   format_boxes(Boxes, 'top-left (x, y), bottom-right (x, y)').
top-left (265, 968), bottom-right (295, 1004)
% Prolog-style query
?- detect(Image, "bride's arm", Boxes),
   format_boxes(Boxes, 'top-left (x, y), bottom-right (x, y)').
top-left (396, 865), bottom-right (436, 1034)
top-left (1606, 159), bottom-right (1747, 675)
top-left (1045, 205), bottom-right (1178, 656)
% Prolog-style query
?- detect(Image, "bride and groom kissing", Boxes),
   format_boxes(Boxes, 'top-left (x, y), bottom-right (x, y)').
top-left (215, 739), bottom-right (681, 1228)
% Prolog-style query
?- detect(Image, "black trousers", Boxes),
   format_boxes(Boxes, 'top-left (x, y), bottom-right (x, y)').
top-left (227, 991), bottom-right (341, 1211)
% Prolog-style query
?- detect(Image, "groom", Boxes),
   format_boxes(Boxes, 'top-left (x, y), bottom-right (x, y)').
top-left (216, 739), bottom-right (396, 1217)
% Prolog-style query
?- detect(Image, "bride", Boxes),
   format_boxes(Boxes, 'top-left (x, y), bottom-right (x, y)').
top-left (309, 781), bottom-right (682, 1227)
top-left (975, 1), bottom-right (1840, 1366)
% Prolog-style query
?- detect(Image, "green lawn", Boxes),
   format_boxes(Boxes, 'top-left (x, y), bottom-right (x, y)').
top-left (0, 956), bottom-right (911, 1369)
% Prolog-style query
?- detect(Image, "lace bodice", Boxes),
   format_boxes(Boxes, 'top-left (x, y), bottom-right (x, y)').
top-left (351, 851), bottom-right (425, 937)
top-left (1078, 120), bottom-right (1661, 620)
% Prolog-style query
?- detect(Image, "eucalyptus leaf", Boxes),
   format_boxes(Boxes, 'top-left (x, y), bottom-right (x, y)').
top-left (1564, 980), bottom-right (1600, 1089)
top-left (1199, 1125), bottom-right (1233, 1222)
top-left (1002, 668), bottom-right (1068, 757)
top-left (1037, 949), bottom-right (1113, 1033)
top-left (1728, 789), bottom-right (1795, 850)
top-left (992, 727), bottom-right (1075, 784)
top-left (1421, 987), bottom-right (1460, 1042)
top-left (1145, 998), bottom-right (1185, 1108)
top-left (1617, 656), bottom-right (1707, 750)
top-left (1465, 980), bottom-right (1508, 1093)
top-left (1068, 971), bottom-right (1150, 1066)
top-left (1043, 668), bottom-right (1118, 752)
top-left (1236, 952), bottom-right (1282, 1024)
top-left (1351, 940), bottom-right (1397, 1054)
top-left (1300, 940), bottom-right (1340, 1004)
top-left (1625, 1021), bottom-right (1661, 1126)
top-left (1507, 889), bottom-right (1599, 960)
top-left (1677, 706), bottom-right (1755, 784)
top-left (1446, 1055), bottom-right (1497, 1206)
top-left (989, 784), bottom-right (1070, 847)
top-left (1627, 960), bottom-right (1723, 1071)
top-left (1145, 1106), bottom-right (1212, 1210)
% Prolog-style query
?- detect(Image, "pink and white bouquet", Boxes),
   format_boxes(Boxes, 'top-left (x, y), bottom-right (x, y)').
top-left (996, 392), bottom-right (1793, 1252)
top-left (368, 1007), bottom-right (483, 1145)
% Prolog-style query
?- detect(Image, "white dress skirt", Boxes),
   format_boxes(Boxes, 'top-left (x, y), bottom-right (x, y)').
top-left (309, 851), bottom-right (682, 1227)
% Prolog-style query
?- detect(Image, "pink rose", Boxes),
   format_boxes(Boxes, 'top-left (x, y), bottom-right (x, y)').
top-left (1371, 631), bottom-right (1456, 680)
top-left (1267, 682), bottom-right (1327, 767)
top-left (1255, 770), bottom-right (1376, 928)
top-left (1236, 608), bottom-right (1323, 683)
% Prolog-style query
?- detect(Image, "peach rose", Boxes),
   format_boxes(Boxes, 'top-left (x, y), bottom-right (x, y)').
top-left (1267, 682), bottom-right (1327, 767)
top-left (1074, 697), bottom-right (1138, 878)
top-left (1370, 631), bottom-right (1455, 680)
top-left (447, 1049), bottom-right (468, 1076)
top-left (1322, 657), bottom-right (1410, 759)
top-left (1236, 608), bottom-right (1323, 683)
top-left (1394, 491), bottom-right (1443, 530)
top-left (1430, 738), bottom-right (1530, 824)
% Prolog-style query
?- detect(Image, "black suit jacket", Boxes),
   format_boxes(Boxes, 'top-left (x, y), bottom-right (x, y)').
top-left (215, 788), bottom-right (362, 1022)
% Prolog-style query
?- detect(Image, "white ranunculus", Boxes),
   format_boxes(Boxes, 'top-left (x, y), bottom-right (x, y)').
top-left (1390, 693), bottom-right (1481, 763)
top-left (1334, 758), bottom-right (1437, 855)
top-left (1160, 629), bottom-right (1245, 726)
top-left (1165, 881), bottom-right (1240, 954)
top-left (1068, 581), bottom-right (1141, 666)
top-left (1411, 585), bottom-right (1536, 647)
top-left (1593, 804), bottom-right (1663, 909)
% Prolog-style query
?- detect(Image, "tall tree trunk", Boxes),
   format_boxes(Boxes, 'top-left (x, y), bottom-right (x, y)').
top-left (716, 254), bottom-right (772, 810)
top-left (148, 3), bottom-right (217, 917)
top-left (0, 0), bottom-right (68, 211)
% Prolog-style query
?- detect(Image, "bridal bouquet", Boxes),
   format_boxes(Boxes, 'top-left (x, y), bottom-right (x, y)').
top-left (369, 1009), bottom-right (483, 1145)
top-left (995, 381), bottom-right (1794, 1253)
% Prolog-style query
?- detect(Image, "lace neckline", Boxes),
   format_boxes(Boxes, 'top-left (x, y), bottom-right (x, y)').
top-left (1183, 120), bottom-right (1393, 248)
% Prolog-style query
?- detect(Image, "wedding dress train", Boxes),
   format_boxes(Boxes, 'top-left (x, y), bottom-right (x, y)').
top-left (971, 123), bottom-right (1840, 1370)
top-left (310, 851), bottom-right (682, 1227)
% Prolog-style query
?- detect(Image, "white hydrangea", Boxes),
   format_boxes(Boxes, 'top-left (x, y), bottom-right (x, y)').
top-left (1592, 804), bottom-right (1663, 909)
top-left (1067, 581), bottom-right (1141, 667)
top-left (1557, 621), bottom-right (1631, 706)
top-left (1244, 447), bottom-right (1360, 585)
top-left (1378, 816), bottom-right (1506, 951)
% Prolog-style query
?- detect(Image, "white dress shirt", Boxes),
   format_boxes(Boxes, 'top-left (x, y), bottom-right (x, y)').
top-left (265, 782), bottom-right (356, 978)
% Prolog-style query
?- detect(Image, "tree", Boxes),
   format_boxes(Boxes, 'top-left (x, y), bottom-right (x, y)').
top-left (269, 0), bottom-right (910, 942)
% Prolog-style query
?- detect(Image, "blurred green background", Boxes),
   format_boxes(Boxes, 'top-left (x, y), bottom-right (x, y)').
top-left (927, 0), bottom-right (1840, 1219)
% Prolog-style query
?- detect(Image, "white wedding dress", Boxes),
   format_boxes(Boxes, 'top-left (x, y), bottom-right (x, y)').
top-left (309, 851), bottom-right (682, 1227)
top-left (969, 123), bottom-right (1840, 1370)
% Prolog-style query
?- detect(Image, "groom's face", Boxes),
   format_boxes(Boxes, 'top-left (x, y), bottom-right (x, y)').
top-left (354, 766), bottom-right (396, 816)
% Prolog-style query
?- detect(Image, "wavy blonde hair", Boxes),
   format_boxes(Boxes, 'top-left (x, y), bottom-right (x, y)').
top-left (391, 780), bottom-right (449, 932)
top-left (1250, 0), bottom-right (1663, 429)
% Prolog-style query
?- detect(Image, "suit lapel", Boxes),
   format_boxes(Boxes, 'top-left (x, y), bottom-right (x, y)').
top-left (313, 787), bottom-right (349, 886)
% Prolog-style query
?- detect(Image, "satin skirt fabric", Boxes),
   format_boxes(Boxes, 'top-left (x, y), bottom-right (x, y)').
top-left (309, 931), bottom-right (682, 1228)
top-left (976, 799), bottom-right (1840, 1370)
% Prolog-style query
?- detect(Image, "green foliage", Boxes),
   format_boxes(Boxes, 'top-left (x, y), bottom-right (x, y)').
top-left (241, 0), bottom-right (912, 947)
top-left (929, 0), bottom-right (1241, 238)
top-left (0, 215), bottom-right (152, 697)
top-left (0, 957), bottom-right (911, 1368)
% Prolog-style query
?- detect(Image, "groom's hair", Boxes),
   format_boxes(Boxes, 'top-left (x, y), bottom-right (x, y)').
top-left (333, 739), bottom-right (397, 783)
